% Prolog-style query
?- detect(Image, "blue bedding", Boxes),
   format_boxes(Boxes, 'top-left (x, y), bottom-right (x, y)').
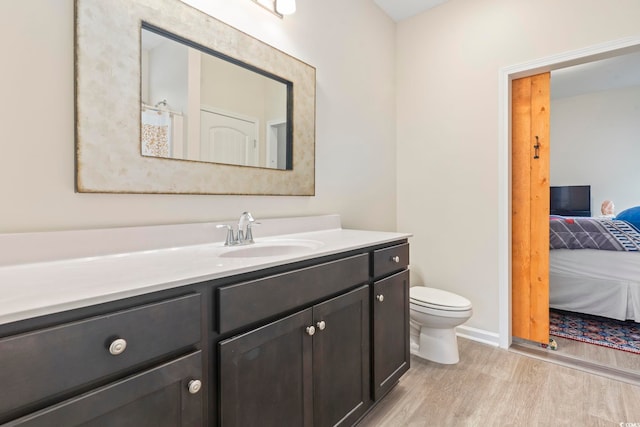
top-left (549, 216), bottom-right (640, 251)
top-left (616, 206), bottom-right (640, 230)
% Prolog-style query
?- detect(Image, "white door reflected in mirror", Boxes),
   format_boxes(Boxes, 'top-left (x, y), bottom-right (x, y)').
top-left (200, 108), bottom-right (259, 167)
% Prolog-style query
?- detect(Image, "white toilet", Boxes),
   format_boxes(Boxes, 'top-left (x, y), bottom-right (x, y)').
top-left (409, 286), bottom-right (472, 364)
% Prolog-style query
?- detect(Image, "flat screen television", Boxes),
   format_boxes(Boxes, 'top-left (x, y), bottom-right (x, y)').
top-left (550, 185), bottom-right (591, 217)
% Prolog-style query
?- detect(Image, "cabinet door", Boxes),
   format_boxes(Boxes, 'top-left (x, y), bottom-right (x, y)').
top-left (5, 351), bottom-right (203, 427)
top-left (313, 285), bottom-right (370, 427)
top-left (372, 270), bottom-right (410, 400)
top-left (219, 309), bottom-right (313, 427)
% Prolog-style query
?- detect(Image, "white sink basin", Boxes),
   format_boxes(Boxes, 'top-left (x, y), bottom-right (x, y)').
top-left (219, 239), bottom-right (324, 258)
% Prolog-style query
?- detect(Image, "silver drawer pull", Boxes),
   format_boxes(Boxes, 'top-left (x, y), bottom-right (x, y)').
top-left (306, 325), bottom-right (316, 336)
top-left (188, 379), bottom-right (202, 395)
top-left (316, 320), bottom-right (326, 331)
top-left (108, 338), bottom-right (127, 356)
top-left (391, 255), bottom-right (400, 263)
top-left (376, 294), bottom-right (384, 302)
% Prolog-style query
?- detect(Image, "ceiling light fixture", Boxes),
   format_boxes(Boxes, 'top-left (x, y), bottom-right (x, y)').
top-left (276, 0), bottom-right (296, 15)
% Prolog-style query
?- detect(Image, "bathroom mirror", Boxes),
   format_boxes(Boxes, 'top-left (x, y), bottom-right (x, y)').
top-left (141, 26), bottom-right (292, 170)
top-left (75, 0), bottom-right (315, 195)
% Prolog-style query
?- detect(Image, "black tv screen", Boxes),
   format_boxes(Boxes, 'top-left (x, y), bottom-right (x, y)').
top-left (550, 185), bottom-right (591, 217)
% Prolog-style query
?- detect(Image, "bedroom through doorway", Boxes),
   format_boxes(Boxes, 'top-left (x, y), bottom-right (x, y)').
top-left (546, 51), bottom-right (640, 372)
top-left (508, 45), bottom-right (640, 377)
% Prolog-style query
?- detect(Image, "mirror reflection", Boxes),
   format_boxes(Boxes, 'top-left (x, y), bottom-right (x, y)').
top-left (141, 25), bottom-right (292, 170)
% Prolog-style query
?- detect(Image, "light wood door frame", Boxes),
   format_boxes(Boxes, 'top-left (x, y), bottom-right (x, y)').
top-left (497, 36), bottom-right (640, 349)
top-left (511, 73), bottom-right (550, 345)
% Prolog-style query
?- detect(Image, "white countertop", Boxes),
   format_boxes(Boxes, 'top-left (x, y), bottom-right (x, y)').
top-left (0, 215), bottom-right (410, 326)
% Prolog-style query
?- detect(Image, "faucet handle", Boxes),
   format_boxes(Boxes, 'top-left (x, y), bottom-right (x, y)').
top-left (216, 224), bottom-right (236, 246)
top-left (245, 221), bottom-right (260, 244)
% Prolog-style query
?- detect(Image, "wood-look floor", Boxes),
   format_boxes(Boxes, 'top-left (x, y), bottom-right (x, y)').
top-left (358, 338), bottom-right (640, 426)
top-left (551, 335), bottom-right (640, 373)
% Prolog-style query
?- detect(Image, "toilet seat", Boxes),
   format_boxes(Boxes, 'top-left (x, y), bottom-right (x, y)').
top-left (410, 286), bottom-right (472, 312)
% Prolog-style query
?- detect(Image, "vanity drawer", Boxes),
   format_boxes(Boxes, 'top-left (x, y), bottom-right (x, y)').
top-left (373, 243), bottom-right (409, 279)
top-left (0, 293), bottom-right (201, 419)
top-left (217, 253), bottom-right (369, 334)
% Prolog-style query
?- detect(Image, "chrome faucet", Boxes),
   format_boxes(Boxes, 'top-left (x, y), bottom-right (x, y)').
top-left (217, 212), bottom-right (258, 246)
top-left (237, 211), bottom-right (256, 244)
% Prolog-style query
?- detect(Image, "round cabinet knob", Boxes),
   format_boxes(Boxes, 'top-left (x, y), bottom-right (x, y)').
top-left (188, 379), bottom-right (202, 395)
top-left (108, 338), bottom-right (127, 356)
top-left (391, 256), bottom-right (400, 263)
top-left (316, 320), bottom-right (326, 331)
top-left (306, 325), bottom-right (316, 336)
top-left (376, 294), bottom-right (384, 302)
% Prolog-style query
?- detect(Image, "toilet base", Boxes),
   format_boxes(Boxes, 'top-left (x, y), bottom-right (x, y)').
top-left (410, 323), bottom-right (460, 364)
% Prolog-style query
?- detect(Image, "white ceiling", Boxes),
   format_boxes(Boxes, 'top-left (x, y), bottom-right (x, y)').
top-left (551, 51), bottom-right (640, 99)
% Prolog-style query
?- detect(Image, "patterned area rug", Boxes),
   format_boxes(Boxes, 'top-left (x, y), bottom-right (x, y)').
top-left (550, 309), bottom-right (640, 354)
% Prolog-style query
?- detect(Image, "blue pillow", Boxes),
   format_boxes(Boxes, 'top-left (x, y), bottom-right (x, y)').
top-left (616, 206), bottom-right (640, 230)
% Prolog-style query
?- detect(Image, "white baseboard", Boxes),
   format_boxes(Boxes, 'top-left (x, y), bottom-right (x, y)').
top-left (456, 325), bottom-right (500, 347)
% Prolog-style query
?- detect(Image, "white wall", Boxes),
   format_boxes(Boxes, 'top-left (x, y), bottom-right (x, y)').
top-left (8, 0), bottom-right (639, 340)
top-left (146, 38), bottom-right (189, 115)
top-left (396, 0), bottom-right (640, 334)
top-left (551, 85), bottom-right (640, 214)
top-left (0, 0), bottom-right (396, 233)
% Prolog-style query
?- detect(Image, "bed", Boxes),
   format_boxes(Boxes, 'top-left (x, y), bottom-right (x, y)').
top-left (549, 215), bottom-right (640, 322)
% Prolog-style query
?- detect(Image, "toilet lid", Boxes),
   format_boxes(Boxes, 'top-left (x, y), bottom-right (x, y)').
top-left (410, 286), bottom-right (472, 311)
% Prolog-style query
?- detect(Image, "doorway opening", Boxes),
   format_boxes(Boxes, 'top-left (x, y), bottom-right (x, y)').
top-left (266, 119), bottom-right (287, 169)
top-left (498, 36), bottom-right (640, 377)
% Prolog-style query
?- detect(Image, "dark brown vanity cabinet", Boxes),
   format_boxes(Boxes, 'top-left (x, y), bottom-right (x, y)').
top-left (220, 287), bottom-right (370, 427)
top-left (217, 242), bottom-right (410, 426)
top-left (0, 294), bottom-right (204, 426)
top-left (218, 274), bottom-right (371, 427)
top-left (371, 244), bottom-right (410, 400)
top-left (0, 239), bottom-right (410, 427)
